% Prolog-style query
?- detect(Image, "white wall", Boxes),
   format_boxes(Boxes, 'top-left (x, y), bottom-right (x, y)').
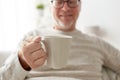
top-left (0, 0), bottom-right (37, 51)
top-left (76, 0), bottom-right (120, 49)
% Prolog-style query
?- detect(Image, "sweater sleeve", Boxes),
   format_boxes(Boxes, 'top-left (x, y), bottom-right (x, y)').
top-left (0, 29), bottom-right (42, 80)
top-left (98, 38), bottom-right (120, 74)
top-left (0, 52), bottom-right (29, 80)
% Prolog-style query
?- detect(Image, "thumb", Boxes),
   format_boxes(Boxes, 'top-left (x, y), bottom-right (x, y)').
top-left (33, 36), bottom-right (41, 43)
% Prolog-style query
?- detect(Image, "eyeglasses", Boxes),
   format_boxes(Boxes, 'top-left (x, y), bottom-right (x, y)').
top-left (51, 0), bottom-right (80, 8)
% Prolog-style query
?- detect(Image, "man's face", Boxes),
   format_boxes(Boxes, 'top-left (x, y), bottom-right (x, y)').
top-left (50, 0), bottom-right (81, 31)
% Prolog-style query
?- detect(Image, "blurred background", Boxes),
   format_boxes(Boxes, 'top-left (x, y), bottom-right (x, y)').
top-left (0, 0), bottom-right (120, 52)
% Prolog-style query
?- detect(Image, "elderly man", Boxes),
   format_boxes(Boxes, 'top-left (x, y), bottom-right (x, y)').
top-left (1, 0), bottom-right (120, 80)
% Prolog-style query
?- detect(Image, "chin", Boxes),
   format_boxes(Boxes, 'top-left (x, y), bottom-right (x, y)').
top-left (60, 25), bottom-right (72, 30)
top-left (58, 20), bottom-right (73, 28)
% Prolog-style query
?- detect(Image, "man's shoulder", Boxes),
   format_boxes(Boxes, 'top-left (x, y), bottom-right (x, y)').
top-left (78, 30), bottom-right (109, 46)
top-left (83, 32), bottom-right (114, 49)
top-left (76, 29), bottom-right (100, 42)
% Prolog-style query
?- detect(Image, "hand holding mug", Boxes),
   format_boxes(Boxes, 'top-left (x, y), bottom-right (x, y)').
top-left (18, 36), bottom-right (47, 70)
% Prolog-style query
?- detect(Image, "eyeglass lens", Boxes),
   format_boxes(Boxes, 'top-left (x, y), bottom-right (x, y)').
top-left (51, 0), bottom-right (80, 8)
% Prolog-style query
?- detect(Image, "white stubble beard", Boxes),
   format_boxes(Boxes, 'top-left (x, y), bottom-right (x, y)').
top-left (54, 19), bottom-right (75, 30)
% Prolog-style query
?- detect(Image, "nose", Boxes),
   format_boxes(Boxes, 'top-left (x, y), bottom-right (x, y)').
top-left (61, 2), bottom-right (70, 11)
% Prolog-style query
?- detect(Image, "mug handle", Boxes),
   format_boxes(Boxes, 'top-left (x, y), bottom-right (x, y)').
top-left (40, 39), bottom-right (46, 52)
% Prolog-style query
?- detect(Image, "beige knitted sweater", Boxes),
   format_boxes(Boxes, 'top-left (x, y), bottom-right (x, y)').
top-left (1, 27), bottom-right (120, 80)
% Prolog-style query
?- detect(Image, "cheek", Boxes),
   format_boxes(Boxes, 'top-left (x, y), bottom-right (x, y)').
top-left (52, 9), bottom-right (58, 18)
top-left (73, 8), bottom-right (80, 18)
top-left (53, 10), bottom-right (60, 19)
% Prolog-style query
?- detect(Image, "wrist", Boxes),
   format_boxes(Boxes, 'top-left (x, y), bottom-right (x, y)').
top-left (18, 51), bottom-right (31, 71)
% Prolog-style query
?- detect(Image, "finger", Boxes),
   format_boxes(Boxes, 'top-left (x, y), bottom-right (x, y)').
top-left (22, 40), bottom-right (42, 54)
top-left (21, 36), bottom-right (34, 47)
top-left (28, 50), bottom-right (47, 69)
top-left (30, 47), bottom-right (42, 54)
top-left (25, 36), bottom-right (34, 42)
top-left (22, 36), bottom-right (40, 46)
top-left (30, 48), bottom-right (44, 59)
top-left (33, 49), bottom-right (46, 60)
top-left (33, 57), bottom-right (47, 69)
top-left (32, 36), bottom-right (41, 43)
top-left (25, 49), bottom-right (47, 69)
top-left (30, 47), bottom-right (45, 54)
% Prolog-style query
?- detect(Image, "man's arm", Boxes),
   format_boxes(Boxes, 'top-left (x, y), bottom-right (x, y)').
top-left (0, 29), bottom-right (46, 80)
top-left (0, 52), bottom-right (29, 80)
top-left (98, 38), bottom-right (120, 74)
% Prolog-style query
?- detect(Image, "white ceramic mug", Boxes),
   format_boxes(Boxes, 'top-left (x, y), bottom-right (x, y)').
top-left (41, 35), bottom-right (72, 69)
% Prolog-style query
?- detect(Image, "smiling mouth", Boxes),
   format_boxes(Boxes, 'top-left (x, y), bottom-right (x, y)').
top-left (60, 15), bottom-right (73, 18)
